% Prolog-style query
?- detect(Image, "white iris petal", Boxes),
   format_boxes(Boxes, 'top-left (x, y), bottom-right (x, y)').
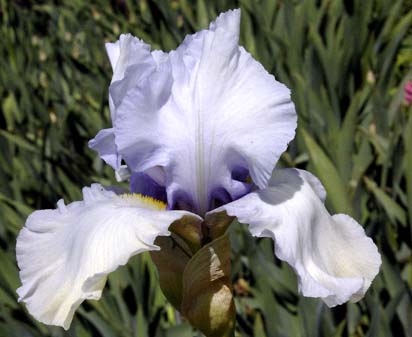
top-left (214, 168), bottom-right (381, 306)
top-left (16, 184), bottom-right (200, 329)
top-left (112, 9), bottom-right (296, 214)
top-left (89, 34), bottom-right (156, 170)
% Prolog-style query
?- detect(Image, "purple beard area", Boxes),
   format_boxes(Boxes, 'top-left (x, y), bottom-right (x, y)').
top-left (129, 167), bottom-right (252, 215)
top-left (129, 172), bottom-right (168, 204)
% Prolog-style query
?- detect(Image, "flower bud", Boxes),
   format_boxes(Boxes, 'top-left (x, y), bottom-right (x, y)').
top-left (151, 216), bottom-right (236, 336)
top-left (150, 234), bottom-right (191, 310)
top-left (181, 234), bottom-right (235, 337)
top-left (150, 215), bottom-right (203, 309)
top-left (204, 211), bottom-right (235, 240)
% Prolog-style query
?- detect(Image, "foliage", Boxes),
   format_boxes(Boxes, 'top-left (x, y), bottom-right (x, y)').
top-left (0, 0), bottom-right (411, 336)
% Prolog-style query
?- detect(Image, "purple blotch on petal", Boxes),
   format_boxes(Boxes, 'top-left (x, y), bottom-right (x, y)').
top-left (130, 173), bottom-right (167, 203)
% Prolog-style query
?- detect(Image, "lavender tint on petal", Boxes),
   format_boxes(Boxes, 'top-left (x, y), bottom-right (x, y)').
top-left (167, 189), bottom-right (196, 213)
top-left (231, 166), bottom-right (249, 182)
top-left (210, 187), bottom-right (233, 209)
top-left (90, 10), bottom-right (297, 215)
top-left (88, 128), bottom-right (121, 170)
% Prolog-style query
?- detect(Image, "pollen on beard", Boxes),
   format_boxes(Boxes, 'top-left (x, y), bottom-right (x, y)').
top-left (120, 193), bottom-right (167, 210)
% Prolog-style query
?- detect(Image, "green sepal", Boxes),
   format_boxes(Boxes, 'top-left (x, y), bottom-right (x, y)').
top-left (150, 233), bottom-right (192, 310)
top-left (169, 216), bottom-right (203, 254)
top-left (181, 234), bottom-right (235, 337)
top-left (204, 211), bottom-right (235, 240)
top-left (151, 214), bottom-right (236, 336)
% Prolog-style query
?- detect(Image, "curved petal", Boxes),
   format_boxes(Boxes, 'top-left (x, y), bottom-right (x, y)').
top-left (214, 168), bottom-right (381, 306)
top-left (106, 33), bottom-right (153, 85)
top-left (115, 9), bottom-right (296, 214)
top-left (89, 34), bottom-right (157, 170)
top-left (88, 128), bottom-right (120, 169)
top-left (16, 184), bottom-right (200, 329)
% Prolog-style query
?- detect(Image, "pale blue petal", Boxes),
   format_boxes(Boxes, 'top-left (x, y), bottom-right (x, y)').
top-left (88, 128), bottom-right (120, 169)
top-left (114, 9), bottom-right (296, 214)
top-left (213, 168), bottom-right (381, 306)
top-left (89, 34), bottom-right (159, 168)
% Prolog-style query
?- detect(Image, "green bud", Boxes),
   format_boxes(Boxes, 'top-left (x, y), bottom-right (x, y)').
top-left (181, 234), bottom-right (235, 337)
top-left (150, 214), bottom-right (236, 336)
top-left (150, 233), bottom-right (191, 310)
top-left (150, 215), bottom-right (203, 309)
top-left (169, 215), bottom-right (203, 254)
top-left (204, 211), bottom-right (235, 240)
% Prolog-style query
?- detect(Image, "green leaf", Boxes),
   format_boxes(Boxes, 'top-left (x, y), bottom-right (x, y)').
top-left (300, 127), bottom-right (353, 214)
top-left (364, 176), bottom-right (407, 226)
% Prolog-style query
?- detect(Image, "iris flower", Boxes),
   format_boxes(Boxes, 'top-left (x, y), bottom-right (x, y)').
top-left (16, 9), bottom-right (381, 331)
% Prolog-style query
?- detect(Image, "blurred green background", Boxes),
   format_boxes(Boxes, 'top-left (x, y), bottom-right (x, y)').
top-left (1, 0), bottom-right (412, 336)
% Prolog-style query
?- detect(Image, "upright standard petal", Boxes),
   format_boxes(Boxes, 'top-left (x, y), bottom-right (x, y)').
top-left (89, 34), bottom-right (157, 170)
top-left (16, 184), bottom-right (200, 329)
top-left (214, 169), bottom-right (381, 306)
top-left (115, 9), bottom-right (296, 214)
